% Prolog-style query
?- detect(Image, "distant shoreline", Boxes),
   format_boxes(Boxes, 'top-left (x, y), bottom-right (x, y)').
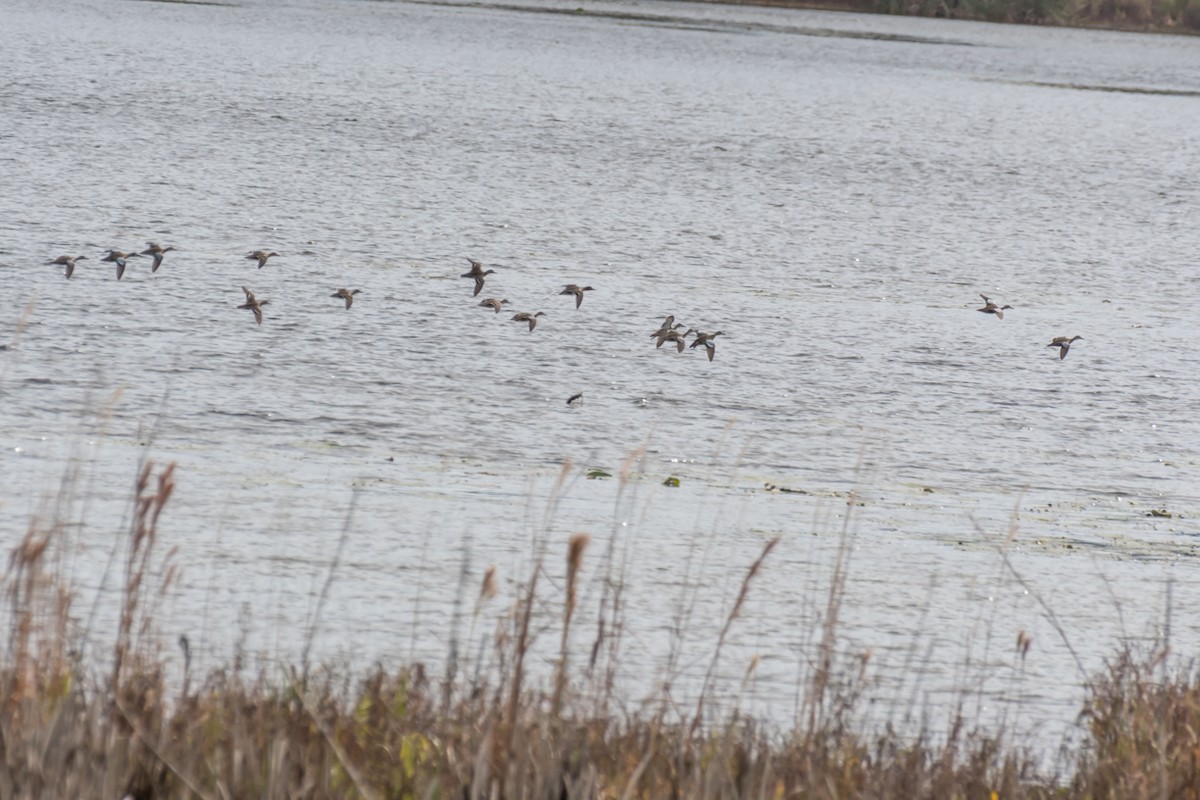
top-left (689, 0), bottom-right (1200, 35)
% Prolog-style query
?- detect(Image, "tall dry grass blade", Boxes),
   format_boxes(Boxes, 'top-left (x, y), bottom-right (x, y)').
top-left (113, 692), bottom-right (216, 800)
top-left (803, 487), bottom-right (861, 731)
top-left (466, 564), bottom-right (499, 695)
top-left (4, 523), bottom-right (53, 708)
top-left (995, 538), bottom-right (1088, 682)
top-left (502, 460), bottom-right (571, 792)
top-left (692, 536), bottom-right (780, 735)
top-left (290, 666), bottom-right (383, 800)
top-left (301, 487), bottom-right (360, 677)
top-left (618, 731), bottom-right (659, 800)
top-left (113, 461), bottom-right (176, 689)
top-left (553, 533), bottom-right (590, 718)
top-left (444, 534), bottom-right (474, 711)
top-left (586, 446), bottom-right (644, 715)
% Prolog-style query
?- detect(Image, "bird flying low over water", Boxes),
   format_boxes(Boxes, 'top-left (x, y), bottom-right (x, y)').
top-left (461, 258), bottom-right (495, 297)
top-left (246, 250), bottom-right (279, 269)
top-left (511, 311), bottom-right (545, 332)
top-left (560, 284), bottom-right (594, 308)
top-left (655, 327), bottom-right (693, 353)
top-left (142, 243), bottom-right (176, 273)
top-left (478, 298), bottom-right (510, 313)
top-left (651, 315), bottom-right (676, 335)
top-left (102, 249), bottom-right (141, 280)
top-left (977, 294), bottom-right (1014, 320)
top-left (239, 286), bottom-right (269, 325)
top-left (330, 288), bottom-right (362, 309)
top-left (1047, 335), bottom-right (1083, 360)
top-left (47, 254), bottom-right (85, 279)
top-left (690, 330), bottom-right (724, 361)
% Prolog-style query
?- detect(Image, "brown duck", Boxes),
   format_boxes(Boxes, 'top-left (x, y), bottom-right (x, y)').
top-left (977, 294), bottom-right (1014, 320)
top-left (330, 288), bottom-right (362, 309)
top-left (560, 284), bottom-right (594, 308)
top-left (1047, 335), bottom-right (1083, 360)
top-left (479, 298), bottom-right (510, 313)
top-left (142, 243), bottom-right (177, 273)
top-left (461, 258), bottom-right (495, 297)
top-left (246, 250), bottom-right (279, 269)
top-left (239, 286), bottom-right (269, 325)
top-left (655, 327), bottom-right (694, 353)
top-left (650, 315), bottom-right (677, 336)
top-left (511, 311), bottom-right (545, 332)
top-left (690, 330), bottom-right (724, 362)
top-left (47, 254), bottom-right (85, 279)
top-left (102, 249), bottom-right (142, 280)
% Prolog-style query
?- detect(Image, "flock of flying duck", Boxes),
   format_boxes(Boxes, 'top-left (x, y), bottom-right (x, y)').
top-left (977, 293), bottom-right (1084, 359)
top-left (45, 247), bottom-right (731, 361)
top-left (45, 249), bottom-right (1081, 361)
top-left (462, 256), bottom-right (727, 359)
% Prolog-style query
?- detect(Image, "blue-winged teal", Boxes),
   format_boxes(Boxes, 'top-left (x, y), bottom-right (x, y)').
top-left (511, 311), bottom-right (545, 332)
top-left (651, 316), bottom-right (685, 341)
top-left (690, 330), bottom-right (724, 362)
top-left (655, 327), bottom-right (694, 353)
top-left (479, 298), bottom-right (510, 313)
top-left (246, 250), bottom-right (279, 269)
top-left (142, 243), bottom-right (177, 273)
top-left (331, 288), bottom-right (362, 309)
top-left (102, 249), bottom-right (141, 280)
top-left (1047, 335), bottom-right (1083, 360)
top-left (977, 294), bottom-right (1014, 320)
top-left (462, 258), bottom-right (495, 297)
top-left (560, 284), bottom-right (594, 308)
top-left (47, 255), bottom-right (85, 279)
top-left (239, 286), bottom-right (269, 325)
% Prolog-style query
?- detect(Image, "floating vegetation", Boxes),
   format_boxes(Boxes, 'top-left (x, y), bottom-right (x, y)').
top-left (586, 468), bottom-right (612, 479)
top-left (1148, 508), bottom-right (1173, 518)
top-left (663, 476), bottom-right (681, 488)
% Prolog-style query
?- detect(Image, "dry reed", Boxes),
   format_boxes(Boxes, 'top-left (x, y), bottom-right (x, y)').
top-left (3, 460), bottom-right (1197, 799)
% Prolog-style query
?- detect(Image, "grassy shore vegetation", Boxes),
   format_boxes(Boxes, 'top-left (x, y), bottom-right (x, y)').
top-left (4, 459), bottom-right (1200, 798)
top-left (710, 0), bottom-right (1200, 32)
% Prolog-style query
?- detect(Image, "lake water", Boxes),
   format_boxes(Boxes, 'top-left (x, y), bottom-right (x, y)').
top-left (3, 0), bottom-right (1200, 760)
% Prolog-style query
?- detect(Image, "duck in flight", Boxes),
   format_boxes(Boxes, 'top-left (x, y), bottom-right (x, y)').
top-left (511, 311), bottom-right (545, 332)
top-left (560, 284), bottom-right (594, 308)
top-left (142, 243), bottom-right (177, 273)
top-left (461, 258), bottom-right (495, 297)
top-left (330, 288), bottom-right (362, 309)
top-left (47, 254), bottom-right (85, 279)
top-left (239, 286), bottom-right (269, 325)
top-left (977, 294), bottom-right (1014, 320)
top-left (478, 298), bottom-right (510, 313)
top-left (655, 327), bottom-right (694, 353)
top-left (690, 330), bottom-right (724, 362)
top-left (650, 315), bottom-right (685, 340)
top-left (102, 249), bottom-right (142, 280)
top-left (1047, 335), bottom-right (1083, 360)
top-left (246, 250), bottom-right (279, 269)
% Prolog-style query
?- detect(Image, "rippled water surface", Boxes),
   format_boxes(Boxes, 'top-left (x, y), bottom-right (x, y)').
top-left (3, 0), bottom-right (1200, 754)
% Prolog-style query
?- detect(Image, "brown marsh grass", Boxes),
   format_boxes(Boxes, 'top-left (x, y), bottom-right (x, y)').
top-left (3, 459), bottom-right (1200, 799)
